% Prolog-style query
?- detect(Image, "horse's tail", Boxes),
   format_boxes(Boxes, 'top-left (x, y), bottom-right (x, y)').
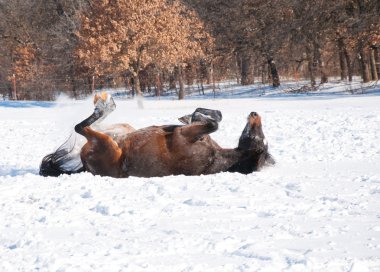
top-left (39, 133), bottom-right (85, 177)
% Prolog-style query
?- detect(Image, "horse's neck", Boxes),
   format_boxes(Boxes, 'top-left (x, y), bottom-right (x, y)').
top-left (205, 148), bottom-right (243, 174)
top-left (226, 148), bottom-right (267, 174)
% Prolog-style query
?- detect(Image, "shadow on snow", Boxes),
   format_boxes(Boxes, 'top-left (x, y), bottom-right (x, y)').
top-left (0, 101), bottom-right (56, 108)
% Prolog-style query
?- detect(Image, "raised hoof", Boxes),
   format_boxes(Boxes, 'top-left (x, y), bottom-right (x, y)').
top-left (193, 108), bottom-right (222, 123)
top-left (191, 112), bottom-right (216, 124)
top-left (94, 92), bottom-right (116, 116)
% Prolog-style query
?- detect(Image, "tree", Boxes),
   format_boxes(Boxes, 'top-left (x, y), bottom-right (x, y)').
top-left (0, 0), bottom-right (88, 100)
top-left (1, 0), bottom-right (379, 100)
top-left (77, 0), bottom-right (209, 101)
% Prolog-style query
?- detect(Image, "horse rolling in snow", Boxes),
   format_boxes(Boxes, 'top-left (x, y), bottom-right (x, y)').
top-left (40, 92), bottom-right (274, 178)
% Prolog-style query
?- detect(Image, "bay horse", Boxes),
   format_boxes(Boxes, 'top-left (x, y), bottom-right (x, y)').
top-left (40, 93), bottom-right (274, 178)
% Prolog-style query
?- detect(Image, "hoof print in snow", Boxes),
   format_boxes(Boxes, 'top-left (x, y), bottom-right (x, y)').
top-left (183, 199), bottom-right (208, 206)
top-left (81, 190), bottom-right (93, 199)
top-left (90, 203), bottom-right (109, 216)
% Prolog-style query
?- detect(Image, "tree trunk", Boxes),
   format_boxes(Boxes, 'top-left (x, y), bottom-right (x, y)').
top-left (124, 74), bottom-right (130, 91)
top-left (155, 72), bottom-right (162, 97)
top-left (133, 74), bottom-right (142, 96)
top-left (310, 39), bottom-right (328, 84)
top-left (185, 64), bottom-right (194, 86)
top-left (86, 76), bottom-right (93, 94)
top-left (370, 47), bottom-right (378, 81)
top-left (199, 59), bottom-right (210, 85)
top-left (133, 72), bottom-right (144, 108)
top-left (178, 66), bottom-right (185, 100)
top-left (169, 72), bottom-right (176, 90)
top-left (206, 63), bottom-right (213, 84)
top-left (356, 0), bottom-right (366, 13)
top-left (359, 48), bottom-right (371, 83)
top-left (69, 65), bottom-right (78, 99)
top-left (11, 74), bottom-right (17, 100)
top-left (133, 46), bottom-right (144, 108)
top-left (240, 53), bottom-right (254, 85)
top-left (267, 57), bottom-right (280, 87)
top-left (374, 47), bottom-right (380, 79)
top-left (261, 63), bottom-right (266, 84)
top-left (235, 53), bottom-right (241, 84)
top-left (306, 46), bottom-right (316, 86)
top-left (211, 63), bottom-right (216, 98)
top-left (200, 79), bottom-right (205, 95)
top-left (71, 78), bottom-right (77, 99)
top-left (319, 62), bottom-right (328, 84)
top-left (343, 47), bottom-right (353, 82)
top-left (337, 39), bottom-right (348, 80)
top-left (314, 44), bottom-right (328, 84)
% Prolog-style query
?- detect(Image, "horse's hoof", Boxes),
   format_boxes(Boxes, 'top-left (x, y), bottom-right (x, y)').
top-left (194, 108), bottom-right (222, 122)
top-left (94, 92), bottom-right (116, 115)
top-left (94, 92), bottom-right (108, 105)
top-left (191, 112), bottom-right (215, 123)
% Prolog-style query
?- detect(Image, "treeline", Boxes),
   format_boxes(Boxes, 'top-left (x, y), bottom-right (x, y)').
top-left (0, 0), bottom-right (379, 100)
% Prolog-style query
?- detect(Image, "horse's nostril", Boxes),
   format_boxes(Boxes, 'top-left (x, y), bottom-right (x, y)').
top-left (251, 112), bottom-right (257, 117)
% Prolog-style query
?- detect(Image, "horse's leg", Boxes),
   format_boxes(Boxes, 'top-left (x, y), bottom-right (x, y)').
top-left (74, 92), bottom-right (116, 136)
top-left (74, 93), bottom-right (124, 177)
top-left (40, 92), bottom-right (120, 177)
top-left (79, 127), bottom-right (124, 177)
top-left (179, 112), bottom-right (219, 142)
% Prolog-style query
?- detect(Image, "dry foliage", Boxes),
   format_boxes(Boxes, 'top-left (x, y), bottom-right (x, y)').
top-left (0, 0), bottom-right (379, 100)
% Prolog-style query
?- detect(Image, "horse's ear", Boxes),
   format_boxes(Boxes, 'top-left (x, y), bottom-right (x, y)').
top-left (178, 114), bottom-right (191, 124)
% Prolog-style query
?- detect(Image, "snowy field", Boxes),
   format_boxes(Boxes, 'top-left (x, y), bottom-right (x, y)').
top-left (1, 84), bottom-right (380, 271)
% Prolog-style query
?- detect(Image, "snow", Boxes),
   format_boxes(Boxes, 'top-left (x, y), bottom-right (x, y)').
top-left (1, 83), bottom-right (380, 271)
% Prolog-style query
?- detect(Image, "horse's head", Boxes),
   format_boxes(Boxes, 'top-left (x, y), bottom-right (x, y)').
top-left (238, 112), bottom-right (267, 151)
top-left (234, 112), bottom-right (274, 172)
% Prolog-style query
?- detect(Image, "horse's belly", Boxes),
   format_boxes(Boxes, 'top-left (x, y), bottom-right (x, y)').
top-left (124, 147), bottom-right (214, 177)
top-left (121, 128), bottom-right (217, 177)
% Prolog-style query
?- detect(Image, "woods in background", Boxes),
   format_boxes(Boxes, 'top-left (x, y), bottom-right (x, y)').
top-left (0, 0), bottom-right (379, 100)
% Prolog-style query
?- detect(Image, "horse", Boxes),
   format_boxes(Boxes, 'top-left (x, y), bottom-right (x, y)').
top-left (39, 92), bottom-right (274, 178)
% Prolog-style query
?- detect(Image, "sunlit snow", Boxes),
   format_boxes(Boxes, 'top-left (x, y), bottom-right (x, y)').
top-left (1, 82), bottom-right (380, 271)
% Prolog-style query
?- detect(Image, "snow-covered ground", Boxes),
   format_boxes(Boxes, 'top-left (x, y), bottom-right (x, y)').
top-left (1, 84), bottom-right (380, 271)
